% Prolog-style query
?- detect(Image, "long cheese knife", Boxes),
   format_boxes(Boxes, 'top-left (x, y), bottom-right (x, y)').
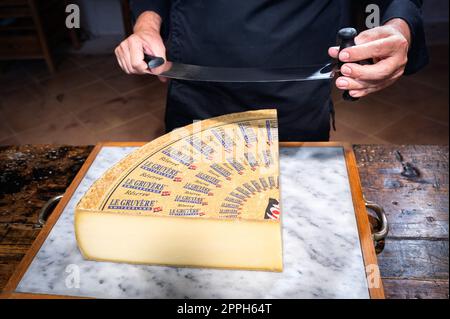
top-left (144, 28), bottom-right (363, 99)
top-left (144, 57), bottom-right (336, 83)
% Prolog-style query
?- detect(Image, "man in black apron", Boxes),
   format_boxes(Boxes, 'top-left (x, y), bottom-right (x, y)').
top-left (115, 0), bottom-right (428, 142)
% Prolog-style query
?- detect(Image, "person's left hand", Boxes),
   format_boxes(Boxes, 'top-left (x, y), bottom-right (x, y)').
top-left (328, 18), bottom-right (411, 98)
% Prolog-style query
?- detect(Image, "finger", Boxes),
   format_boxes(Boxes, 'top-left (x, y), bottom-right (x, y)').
top-left (355, 26), bottom-right (396, 45)
top-left (338, 66), bottom-right (404, 92)
top-left (335, 76), bottom-right (374, 91)
top-left (332, 26), bottom-right (397, 59)
top-left (120, 42), bottom-right (135, 74)
top-left (117, 56), bottom-right (127, 74)
top-left (114, 48), bottom-right (126, 72)
top-left (116, 46), bottom-right (131, 74)
top-left (349, 78), bottom-right (397, 97)
top-left (340, 58), bottom-right (400, 81)
top-left (348, 88), bottom-right (379, 98)
top-left (158, 76), bottom-right (168, 83)
top-left (339, 35), bottom-right (406, 62)
top-left (348, 89), bottom-right (369, 98)
top-left (328, 46), bottom-right (340, 59)
top-left (129, 37), bottom-right (149, 74)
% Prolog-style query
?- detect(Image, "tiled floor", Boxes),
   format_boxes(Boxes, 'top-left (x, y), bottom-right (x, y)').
top-left (0, 45), bottom-right (448, 145)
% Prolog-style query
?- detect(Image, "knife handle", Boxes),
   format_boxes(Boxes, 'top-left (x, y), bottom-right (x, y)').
top-left (144, 54), bottom-right (165, 69)
top-left (337, 28), bottom-right (360, 102)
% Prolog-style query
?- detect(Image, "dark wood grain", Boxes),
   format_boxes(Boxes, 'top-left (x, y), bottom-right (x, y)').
top-left (0, 145), bottom-right (93, 224)
top-left (383, 279), bottom-right (449, 299)
top-left (0, 145), bottom-right (93, 290)
top-left (354, 145), bottom-right (449, 299)
top-left (378, 239), bottom-right (449, 278)
top-left (0, 144), bottom-right (448, 299)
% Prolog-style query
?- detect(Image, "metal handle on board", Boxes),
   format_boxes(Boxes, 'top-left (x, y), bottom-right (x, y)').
top-left (364, 198), bottom-right (389, 254)
top-left (35, 194), bottom-right (64, 228)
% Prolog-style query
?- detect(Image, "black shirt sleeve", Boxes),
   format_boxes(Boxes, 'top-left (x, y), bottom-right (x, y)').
top-left (378, 0), bottom-right (429, 74)
top-left (129, 0), bottom-right (170, 21)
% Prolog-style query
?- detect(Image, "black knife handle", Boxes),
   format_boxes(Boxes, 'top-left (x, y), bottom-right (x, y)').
top-left (337, 28), bottom-right (359, 102)
top-left (144, 54), bottom-right (165, 69)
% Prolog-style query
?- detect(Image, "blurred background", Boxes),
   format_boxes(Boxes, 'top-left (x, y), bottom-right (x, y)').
top-left (0, 0), bottom-right (448, 145)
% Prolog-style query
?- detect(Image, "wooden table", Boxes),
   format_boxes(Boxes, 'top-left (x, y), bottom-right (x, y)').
top-left (354, 145), bottom-right (449, 299)
top-left (0, 145), bottom-right (448, 299)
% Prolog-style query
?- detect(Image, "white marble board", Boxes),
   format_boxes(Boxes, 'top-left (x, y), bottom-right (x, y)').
top-left (15, 146), bottom-right (370, 299)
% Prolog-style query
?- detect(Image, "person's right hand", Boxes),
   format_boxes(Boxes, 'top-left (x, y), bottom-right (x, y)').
top-left (114, 11), bottom-right (167, 79)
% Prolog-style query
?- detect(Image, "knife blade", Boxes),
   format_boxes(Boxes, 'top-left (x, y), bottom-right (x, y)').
top-left (142, 27), bottom-right (365, 98)
top-left (144, 55), bottom-right (336, 83)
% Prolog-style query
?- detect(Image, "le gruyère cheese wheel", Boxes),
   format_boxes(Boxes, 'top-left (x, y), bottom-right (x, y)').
top-left (75, 109), bottom-right (282, 271)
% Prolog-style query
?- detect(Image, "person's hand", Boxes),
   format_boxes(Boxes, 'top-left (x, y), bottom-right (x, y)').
top-left (114, 11), bottom-right (167, 81)
top-left (329, 18), bottom-right (411, 98)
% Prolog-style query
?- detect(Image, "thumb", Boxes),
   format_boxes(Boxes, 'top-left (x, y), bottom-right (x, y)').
top-left (143, 35), bottom-right (167, 75)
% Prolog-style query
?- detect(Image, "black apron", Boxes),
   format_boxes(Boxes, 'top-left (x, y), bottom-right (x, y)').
top-left (163, 0), bottom-right (342, 142)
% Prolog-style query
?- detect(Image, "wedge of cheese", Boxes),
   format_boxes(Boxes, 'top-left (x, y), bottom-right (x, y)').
top-left (75, 110), bottom-right (283, 271)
